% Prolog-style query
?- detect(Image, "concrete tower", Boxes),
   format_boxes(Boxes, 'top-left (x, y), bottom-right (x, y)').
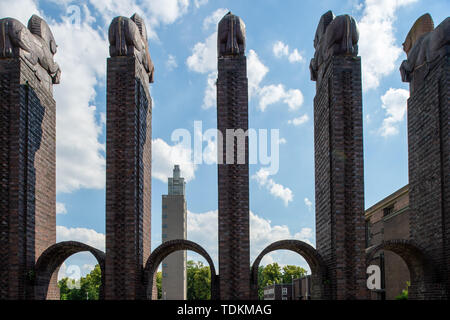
top-left (161, 165), bottom-right (187, 300)
top-left (216, 12), bottom-right (251, 300)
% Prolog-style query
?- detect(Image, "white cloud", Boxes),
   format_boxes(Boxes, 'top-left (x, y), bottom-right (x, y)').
top-left (152, 138), bottom-right (197, 183)
top-left (186, 32), bottom-right (217, 74)
top-left (304, 198), bottom-right (313, 212)
top-left (56, 202), bottom-right (67, 215)
top-left (0, 0), bottom-right (40, 25)
top-left (288, 49), bottom-right (304, 63)
top-left (187, 210), bottom-right (218, 264)
top-left (379, 88), bottom-right (409, 137)
top-left (272, 41), bottom-right (304, 63)
top-left (358, 0), bottom-right (418, 91)
top-left (187, 209), bottom-right (314, 271)
top-left (252, 168), bottom-right (293, 206)
top-left (258, 85), bottom-right (303, 111)
top-left (187, 39), bottom-right (303, 112)
top-left (50, 8), bottom-right (108, 194)
top-left (247, 49), bottom-right (269, 98)
top-left (194, 0), bottom-right (209, 8)
top-left (288, 114), bottom-right (309, 126)
top-left (56, 226), bottom-right (105, 252)
top-left (273, 41), bottom-right (289, 58)
top-left (278, 138), bottom-right (287, 145)
top-left (166, 54), bottom-right (178, 71)
top-left (203, 8), bottom-right (229, 30)
top-left (202, 72), bottom-right (217, 109)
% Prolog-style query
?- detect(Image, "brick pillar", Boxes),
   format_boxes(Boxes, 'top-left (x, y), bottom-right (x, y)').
top-left (406, 54), bottom-right (449, 299)
top-left (0, 57), bottom-right (56, 299)
top-left (313, 55), bottom-right (367, 300)
top-left (105, 55), bottom-right (152, 299)
top-left (217, 12), bottom-right (250, 300)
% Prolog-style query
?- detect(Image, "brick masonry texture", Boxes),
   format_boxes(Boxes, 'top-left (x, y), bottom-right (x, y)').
top-left (217, 55), bottom-right (251, 300)
top-left (105, 56), bottom-right (152, 300)
top-left (407, 55), bottom-right (449, 299)
top-left (314, 56), bottom-right (367, 300)
top-left (0, 58), bottom-right (56, 299)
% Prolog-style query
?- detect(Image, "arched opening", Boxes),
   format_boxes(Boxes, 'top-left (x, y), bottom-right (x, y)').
top-left (143, 240), bottom-right (218, 300)
top-left (366, 239), bottom-right (433, 300)
top-left (34, 241), bottom-right (105, 300)
top-left (251, 240), bottom-right (327, 300)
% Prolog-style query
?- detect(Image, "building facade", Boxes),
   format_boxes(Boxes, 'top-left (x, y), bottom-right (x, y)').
top-left (263, 284), bottom-right (293, 301)
top-left (365, 185), bottom-right (410, 300)
top-left (161, 165), bottom-right (187, 300)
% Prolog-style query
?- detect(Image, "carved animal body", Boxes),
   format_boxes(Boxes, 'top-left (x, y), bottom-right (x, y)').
top-left (400, 16), bottom-right (450, 83)
top-left (217, 12), bottom-right (246, 57)
top-left (108, 13), bottom-right (154, 83)
top-left (310, 10), bottom-right (359, 82)
top-left (0, 15), bottom-right (61, 84)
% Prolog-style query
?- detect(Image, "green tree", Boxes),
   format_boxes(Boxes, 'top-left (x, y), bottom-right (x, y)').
top-left (156, 271), bottom-right (162, 299)
top-left (186, 260), bottom-right (211, 300)
top-left (58, 264), bottom-right (101, 300)
top-left (281, 265), bottom-right (307, 284)
top-left (262, 263), bottom-right (283, 285)
top-left (257, 263), bottom-right (309, 300)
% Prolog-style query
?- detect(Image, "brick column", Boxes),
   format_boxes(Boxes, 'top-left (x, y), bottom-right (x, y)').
top-left (313, 55), bottom-right (367, 299)
top-left (406, 54), bottom-right (449, 299)
top-left (105, 55), bottom-right (152, 299)
top-left (217, 12), bottom-right (250, 299)
top-left (0, 57), bottom-right (56, 299)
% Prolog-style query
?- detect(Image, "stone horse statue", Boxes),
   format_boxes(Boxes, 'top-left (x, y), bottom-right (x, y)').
top-left (217, 12), bottom-right (246, 57)
top-left (310, 10), bottom-right (359, 82)
top-left (0, 15), bottom-right (61, 85)
top-left (109, 13), bottom-right (154, 83)
top-left (400, 14), bottom-right (450, 83)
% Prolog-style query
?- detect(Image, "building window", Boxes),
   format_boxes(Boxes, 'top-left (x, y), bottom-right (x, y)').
top-left (162, 224), bottom-right (168, 228)
top-left (162, 263), bottom-right (167, 268)
top-left (383, 205), bottom-right (394, 217)
top-left (162, 214), bottom-right (168, 219)
top-left (162, 234), bottom-right (167, 239)
top-left (282, 288), bottom-right (287, 295)
top-left (162, 205), bottom-right (167, 209)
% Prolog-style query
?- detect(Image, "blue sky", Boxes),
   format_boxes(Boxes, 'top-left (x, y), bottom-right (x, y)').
top-left (1, 0), bottom-right (449, 278)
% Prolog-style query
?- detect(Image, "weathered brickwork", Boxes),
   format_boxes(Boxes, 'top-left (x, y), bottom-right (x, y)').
top-left (0, 58), bottom-right (56, 300)
top-left (314, 56), bottom-right (367, 300)
top-left (407, 55), bottom-right (449, 299)
top-left (217, 55), bottom-right (251, 300)
top-left (105, 56), bottom-right (152, 300)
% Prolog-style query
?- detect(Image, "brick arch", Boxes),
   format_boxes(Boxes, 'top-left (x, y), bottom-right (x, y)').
top-left (143, 240), bottom-right (218, 300)
top-left (365, 239), bottom-right (434, 299)
top-left (251, 240), bottom-right (328, 300)
top-left (34, 241), bottom-right (105, 300)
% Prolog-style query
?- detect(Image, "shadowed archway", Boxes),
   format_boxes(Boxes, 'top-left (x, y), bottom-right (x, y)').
top-left (251, 240), bottom-right (328, 300)
top-left (366, 239), bottom-right (435, 299)
top-left (34, 241), bottom-right (105, 300)
top-left (143, 239), bottom-right (218, 300)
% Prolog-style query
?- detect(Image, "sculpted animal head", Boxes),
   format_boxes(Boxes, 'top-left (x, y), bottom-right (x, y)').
top-left (313, 10), bottom-right (335, 50)
top-left (28, 14), bottom-right (58, 56)
top-left (217, 12), bottom-right (246, 57)
top-left (402, 13), bottom-right (434, 56)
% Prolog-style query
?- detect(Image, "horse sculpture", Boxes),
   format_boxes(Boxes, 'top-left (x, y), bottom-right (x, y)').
top-left (400, 14), bottom-right (450, 83)
top-left (108, 13), bottom-right (154, 83)
top-left (310, 10), bottom-right (359, 83)
top-left (0, 15), bottom-right (61, 85)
